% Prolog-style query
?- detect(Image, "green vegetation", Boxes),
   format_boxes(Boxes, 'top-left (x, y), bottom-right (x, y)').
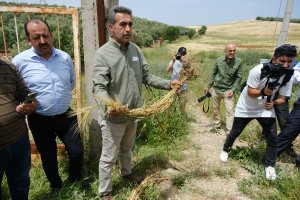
top-left (256, 16), bottom-right (300, 23)
top-left (198, 25), bottom-right (207, 36)
top-left (1, 1), bottom-right (300, 199)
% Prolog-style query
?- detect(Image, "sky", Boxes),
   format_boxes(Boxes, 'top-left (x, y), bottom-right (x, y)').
top-left (3, 0), bottom-right (300, 26)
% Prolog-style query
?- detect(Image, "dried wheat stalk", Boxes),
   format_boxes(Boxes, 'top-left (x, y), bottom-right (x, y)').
top-left (104, 61), bottom-right (192, 118)
top-left (102, 60), bottom-right (194, 118)
top-left (127, 173), bottom-right (168, 200)
top-left (0, 55), bottom-right (12, 61)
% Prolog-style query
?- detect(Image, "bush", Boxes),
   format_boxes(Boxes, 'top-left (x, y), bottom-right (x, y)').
top-left (163, 26), bottom-right (180, 43)
top-left (187, 29), bottom-right (196, 40)
top-left (198, 25), bottom-right (207, 36)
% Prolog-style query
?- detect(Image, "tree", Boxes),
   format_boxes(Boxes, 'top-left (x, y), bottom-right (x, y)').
top-left (163, 26), bottom-right (180, 43)
top-left (187, 29), bottom-right (196, 39)
top-left (198, 25), bottom-right (207, 36)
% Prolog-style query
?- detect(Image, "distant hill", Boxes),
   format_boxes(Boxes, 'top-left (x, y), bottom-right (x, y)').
top-left (183, 20), bottom-right (300, 53)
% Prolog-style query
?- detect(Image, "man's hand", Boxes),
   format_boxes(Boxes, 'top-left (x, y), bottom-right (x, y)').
top-left (107, 106), bottom-right (128, 117)
top-left (227, 90), bottom-right (234, 97)
top-left (262, 87), bottom-right (273, 96)
top-left (171, 80), bottom-right (180, 89)
top-left (265, 101), bottom-right (274, 110)
top-left (16, 99), bottom-right (36, 115)
top-left (204, 88), bottom-right (209, 94)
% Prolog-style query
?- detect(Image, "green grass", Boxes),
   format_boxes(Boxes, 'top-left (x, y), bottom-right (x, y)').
top-left (3, 35), bottom-right (299, 199)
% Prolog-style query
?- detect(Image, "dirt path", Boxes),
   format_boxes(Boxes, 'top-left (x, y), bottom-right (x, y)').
top-left (159, 102), bottom-right (253, 200)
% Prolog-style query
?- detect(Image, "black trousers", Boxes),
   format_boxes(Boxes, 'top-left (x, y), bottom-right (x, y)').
top-left (28, 108), bottom-right (83, 188)
top-left (277, 100), bottom-right (300, 166)
top-left (223, 117), bottom-right (278, 167)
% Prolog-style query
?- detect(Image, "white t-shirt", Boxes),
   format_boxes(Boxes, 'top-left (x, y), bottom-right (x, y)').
top-left (171, 60), bottom-right (188, 91)
top-left (235, 64), bottom-right (292, 118)
top-left (292, 63), bottom-right (300, 96)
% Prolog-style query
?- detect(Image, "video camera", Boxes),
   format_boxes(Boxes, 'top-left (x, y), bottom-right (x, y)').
top-left (196, 91), bottom-right (212, 103)
top-left (175, 53), bottom-right (182, 60)
top-left (260, 63), bottom-right (294, 102)
top-left (260, 63), bottom-right (285, 79)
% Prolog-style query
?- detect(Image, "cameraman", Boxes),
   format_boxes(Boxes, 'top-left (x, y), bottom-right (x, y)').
top-left (219, 44), bottom-right (296, 181)
top-left (166, 47), bottom-right (187, 73)
top-left (205, 44), bottom-right (243, 134)
top-left (166, 47), bottom-right (188, 111)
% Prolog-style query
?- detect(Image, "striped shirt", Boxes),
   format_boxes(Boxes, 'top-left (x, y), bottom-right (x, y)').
top-left (0, 59), bottom-right (29, 149)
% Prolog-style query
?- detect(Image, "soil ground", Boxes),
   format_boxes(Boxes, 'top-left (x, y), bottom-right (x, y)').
top-left (158, 99), bottom-right (254, 200)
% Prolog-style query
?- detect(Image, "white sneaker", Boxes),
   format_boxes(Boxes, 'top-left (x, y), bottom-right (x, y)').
top-left (265, 166), bottom-right (276, 180)
top-left (220, 150), bottom-right (229, 162)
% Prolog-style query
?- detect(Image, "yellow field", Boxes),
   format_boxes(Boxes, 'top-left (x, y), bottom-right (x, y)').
top-left (179, 20), bottom-right (300, 54)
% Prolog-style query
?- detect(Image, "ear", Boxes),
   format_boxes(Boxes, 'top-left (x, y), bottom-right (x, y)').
top-left (25, 36), bottom-right (32, 46)
top-left (271, 56), bottom-right (276, 63)
top-left (108, 23), bottom-right (114, 33)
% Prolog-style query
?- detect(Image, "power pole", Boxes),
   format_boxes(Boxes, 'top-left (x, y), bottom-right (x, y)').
top-left (277, 0), bottom-right (294, 47)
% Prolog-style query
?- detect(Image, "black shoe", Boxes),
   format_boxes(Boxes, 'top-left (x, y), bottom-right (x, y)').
top-left (286, 148), bottom-right (298, 157)
top-left (51, 187), bottom-right (61, 197)
top-left (122, 173), bottom-right (144, 184)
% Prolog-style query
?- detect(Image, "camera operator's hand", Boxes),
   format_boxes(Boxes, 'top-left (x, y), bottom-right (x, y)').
top-left (204, 88), bottom-right (209, 94)
top-left (262, 87), bottom-right (273, 96)
top-left (265, 101), bottom-right (274, 110)
top-left (226, 90), bottom-right (234, 97)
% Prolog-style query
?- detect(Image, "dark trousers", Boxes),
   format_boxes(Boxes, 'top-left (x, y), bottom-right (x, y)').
top-left (277, 100), bottom-right (300, 165)
top-left (223, 117), bottom-right (278, 167)
top-left (0, 134), bottom-right (31, 200)
top-left (28, 108), bottom-right (83, 188)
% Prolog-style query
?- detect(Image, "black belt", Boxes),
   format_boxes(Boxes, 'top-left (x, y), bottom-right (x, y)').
top-left (31, 112), bottom-right (66, 119)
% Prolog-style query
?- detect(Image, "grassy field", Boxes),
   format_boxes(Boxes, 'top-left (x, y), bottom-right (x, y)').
top-left (2, 19), bottom-right (300, 199)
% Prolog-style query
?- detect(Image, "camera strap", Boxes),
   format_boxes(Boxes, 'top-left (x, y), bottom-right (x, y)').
top-left (202, 98), bottom-right (210, 113)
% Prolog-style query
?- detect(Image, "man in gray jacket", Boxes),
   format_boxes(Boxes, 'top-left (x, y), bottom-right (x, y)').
top-left (92, 6), bottom-right (178, 199)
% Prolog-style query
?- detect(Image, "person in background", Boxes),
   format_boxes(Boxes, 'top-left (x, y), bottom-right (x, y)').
top-left (205, 44), bottom-right (243, 134)
top-left (219, 44), bottom-right (296, 181)
top-left (92, 6), bottom-right (179, 200)
top-left (166, 47), bottom-right (189, 111)
top-left (12, 19), bottom-right (83, 192)
top-left (0, 59), bottom-right (36, 200)
top-left (166, 47), bottom-right (187, 73)
top-left (277, 59), bottom-right (300, 171)
top-left (273, 80), bottom-right (297, 157)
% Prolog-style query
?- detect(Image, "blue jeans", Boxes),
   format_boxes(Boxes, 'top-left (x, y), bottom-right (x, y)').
top-left (0, 134), bottom-right (31, 200)
top-left (223, 117), bottom-right (278, 167)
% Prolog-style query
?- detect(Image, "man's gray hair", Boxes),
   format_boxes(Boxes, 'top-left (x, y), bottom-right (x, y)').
top-left (107, 5), bottom-right (132, 24)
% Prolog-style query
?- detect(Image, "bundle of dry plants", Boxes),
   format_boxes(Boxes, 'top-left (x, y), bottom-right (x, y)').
top-left (127, 173), bottom-right (168, 200)
top-left (104, 60), bottom-right (194, 118)
top-left (0, 55), bottom-right (12, 61)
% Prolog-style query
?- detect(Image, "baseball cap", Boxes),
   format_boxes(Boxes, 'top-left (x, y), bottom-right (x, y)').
top-left (178, 47), bottom-right (187, 56)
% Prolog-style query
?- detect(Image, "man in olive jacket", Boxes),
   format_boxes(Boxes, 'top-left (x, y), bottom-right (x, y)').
top-left (92, 6), bottom-right (178, 199)
top-left (205, 44), bottom-right (243, 134)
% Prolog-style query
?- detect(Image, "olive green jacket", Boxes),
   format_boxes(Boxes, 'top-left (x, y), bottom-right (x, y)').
top-left (92, 37), bottom-right (171, 123)
top-left (208, 56), bottom-right (243, 92)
